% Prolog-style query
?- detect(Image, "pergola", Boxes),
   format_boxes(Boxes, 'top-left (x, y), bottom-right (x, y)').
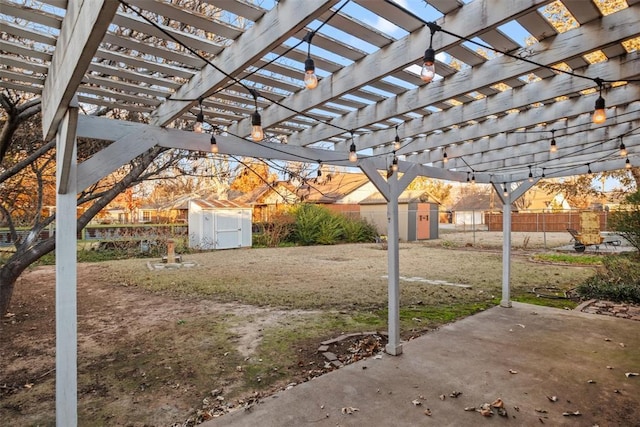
top-left (1, 0), bottom-right (639, 424)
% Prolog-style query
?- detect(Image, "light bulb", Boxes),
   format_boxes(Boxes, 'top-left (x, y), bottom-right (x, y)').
top-left (420, 62), bottom-right (435, 83)
top-left (625, 158), bottom-right (631, 169)
top-left (420, 47), bottom-right (436, 83)
top-left (471, 174), bottom-right (476, 185)
top-left (349, 142), bottom-right (357, 163)
top-left (304, 71), bottom-right (318, 89)
top-left (251, 111), bottom-right (263, 142)
top-left (210, 134), bottom-right (218, 153)
top-left (550, 139), bottom-right (557, 153)
top-left (443, 151), bottom-right (448, 163)
top-left (620, 143), bottom-right (627, 157)
top-left (392, 157), bottom-right (398, 172)
top-left (394, 135), bottom-right (401, 151)
top-left (592, 96), bottom-right (606, 124)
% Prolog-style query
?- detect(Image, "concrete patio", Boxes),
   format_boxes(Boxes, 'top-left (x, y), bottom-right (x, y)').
top-left (203, 302), bottom-right (639, 427)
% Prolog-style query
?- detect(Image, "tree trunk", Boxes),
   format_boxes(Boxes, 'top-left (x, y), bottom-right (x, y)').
top-left (0, 237), bottom-right (55, 315)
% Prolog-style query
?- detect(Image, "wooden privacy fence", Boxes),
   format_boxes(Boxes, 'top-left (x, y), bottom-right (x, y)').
top-left (486, 211), bottom-right (613, 232)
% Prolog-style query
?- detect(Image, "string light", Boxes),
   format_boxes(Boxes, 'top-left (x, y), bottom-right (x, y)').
top-left (625, 158), bottom-right (631, 169)
top-left (394, 126), bottom-right (401, 150)
top-left (303, 31), bottom-right (318, 90)
top-left (443, 148), bottom-right (448, 163)
top-left (549, 130), bottom-right (557, 153)
top-left (249, 89), bottom-right (264, 142)
top-left (528, 165), bottom-right (533, 182)
top-left (194, 97), bottom-right (204, 133)
top-left (392, 155), bottom-right (399, 172)
top-left (503, 183), bottom-right (508, 198)
top-left (420, 22), bottom-right (440, 83)
top-left (210, 133), bottom-right (218, 153)
top-left (619, 137), bottom-right (627, 157)
top-left (349, 132), bottom-right (357, 163)
top-left (592, 78), bottom-right (606, 124)
top-left (471, 173), bottom-right (475, 185)
top-left (542, 168), bottom-right (546, 178)
top-left (587, 163), bottom-right (593, 176)
top-left (466, 172), bottom-right (470, 183)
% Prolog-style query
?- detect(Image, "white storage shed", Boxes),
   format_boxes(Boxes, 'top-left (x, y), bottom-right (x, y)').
top-left (188, 199), bottom-right (252, 250)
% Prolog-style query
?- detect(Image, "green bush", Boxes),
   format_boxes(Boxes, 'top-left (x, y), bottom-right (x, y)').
top-left (341, 217), bottom-right (378, 243)
top-left (291, 204), bottom-right (378, 245)
top-left (609, 191), bottom-right (640, 253)
top-left (576, 254), bottom-right (640, 303)
top-left (292, 204), bottom-right (327, 245)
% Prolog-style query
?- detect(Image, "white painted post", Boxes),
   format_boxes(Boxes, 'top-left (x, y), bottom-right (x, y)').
top-left (56, 106), bottom-right (79, 426)
top-left (386, 177), bottom-right (402, 355)
top-left (501, 195), bottom-right (512, 308)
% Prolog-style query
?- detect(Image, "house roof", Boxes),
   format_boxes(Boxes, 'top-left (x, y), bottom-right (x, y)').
top-left (360, 189), bottom-right (439, 205)
top-left (451, 192), bottom-right (497, 211)
top-left (191, 199), bottom-right (250, 209)
top-left (303, 173), bottom-right (371, 203)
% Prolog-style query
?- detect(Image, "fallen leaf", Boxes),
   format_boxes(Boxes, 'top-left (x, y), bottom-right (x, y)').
top-left (606, 366), bottom-right (613, 369)
top-left (535, 408), bottom-right (548, 414)
top-left (491, 398), bottom-right (504, 408)
top-left (411, 399), bottom-right (422, 406)
top-left (449, 391), bottom-right (462, 398)
top-left (546, 395), bottom-right (558, 402)
top-left (464, 407), bottom-right (475, 411)
top-left (625, 372), bottom-right (639, 378)
top-left (24, 383), bottom-right (34, 389)
top-left (587, 380), bottom-right (595, 384)
top-left (562, 411), bottom-right (581, 416)
top-left (478, 403), bottom-right (493, 417)
top-left (604, 338), bottom-right (611, 342)
top-left (509, 369), bottom-right (518, 374)
top-left (619, 343), bottom-right (625, 348)
top-left (341, 406), bottom-right (359, 415)
top-left (439, 394), bottom-right (446, 401)
top-left (516, 323), bottom-right (526, 328)
top-left (424, 408), bottom-right (432, 416)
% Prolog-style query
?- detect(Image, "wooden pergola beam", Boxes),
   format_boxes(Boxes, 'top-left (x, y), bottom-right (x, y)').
top-left (41, 0), bottom-right (119, 141)
top-left (150, 0), bottom-right (341, 127)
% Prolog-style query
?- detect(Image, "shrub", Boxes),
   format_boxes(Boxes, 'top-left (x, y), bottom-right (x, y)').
top-left (576, 254), bottom-right (640, 303)
top-left (292, 204), bottom-right (330, 245)
top-left (291, 204), bottom-right (378, 245)
top-left (609, 191), bottom-right (640, 253)
top-left (341, 217), bottom-right (378, 243)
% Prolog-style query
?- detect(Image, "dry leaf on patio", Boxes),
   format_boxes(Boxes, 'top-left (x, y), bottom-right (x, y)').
top-left (424, 408), bottom-right (432, 416)
top-left (464, 407), bottom-right (475, 411)
top-left (509, 369), bottom-right (518, 374)
top-left (341, 406), bottom-right (359, 415)
top-left (449, 391), bottom-right (462, 398)
top-left (477, 403), bottom-right (493, 417)
top-left (439, 394), bottom-right (446, 401)
top-left (587, 379), bottom-right (596, 383)
top-left (491, 398), bottom-right (504, 408)
top-left (625, 372), bottom-right (639, 378)
top-left (546, 395), bottom-right (558, 402)
top-left (411, 399), bottom-right (422, 406)
top-left (562, 411), bottom-right (582, 416)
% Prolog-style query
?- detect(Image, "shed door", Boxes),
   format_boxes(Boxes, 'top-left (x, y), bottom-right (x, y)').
top-left (202, 211), bottom-right (215, 249)
top-left (215, 210), bottom-right (242, 249)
